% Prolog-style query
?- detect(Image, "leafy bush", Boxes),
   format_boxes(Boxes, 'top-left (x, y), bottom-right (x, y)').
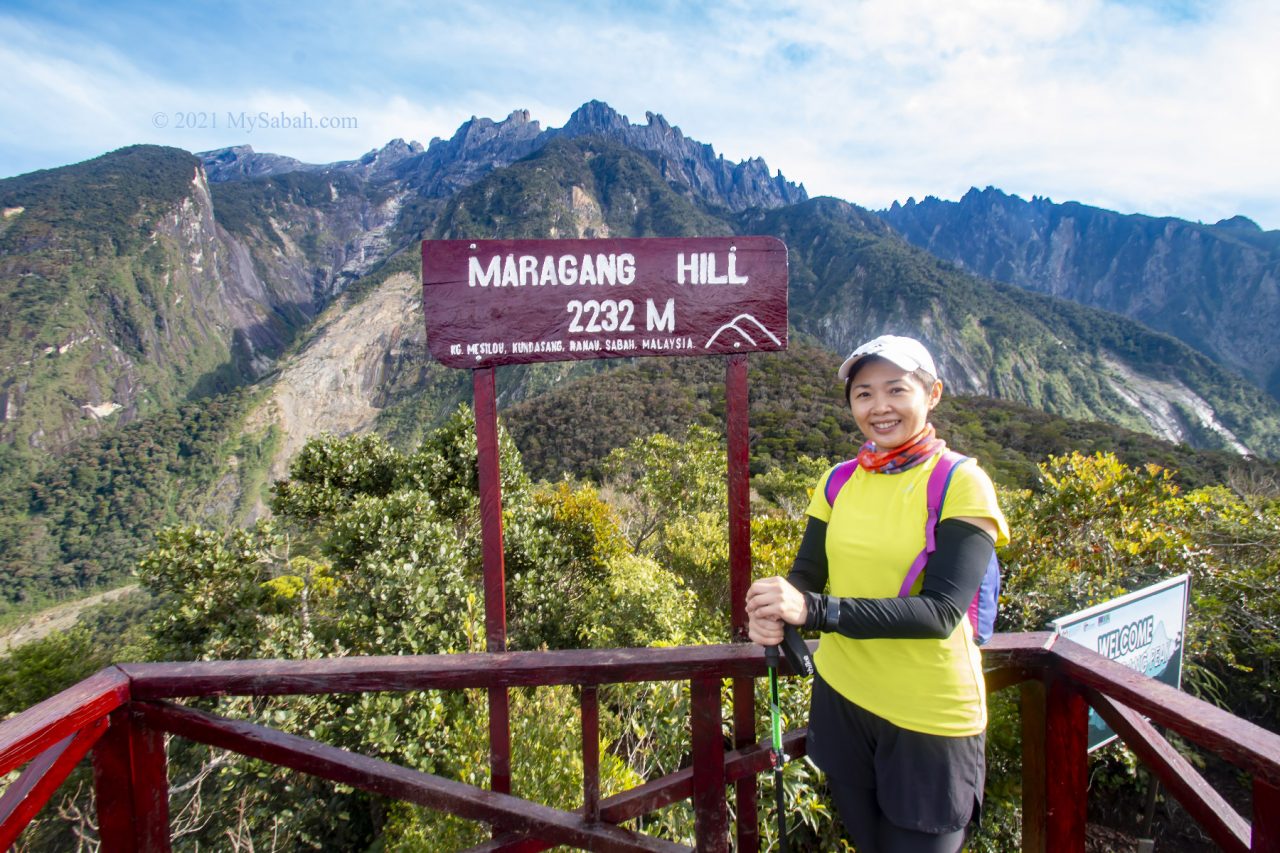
top-left (1000, 451), bottom-right (1280, 722)
top-left (971, 451), bottom-right (1280, 846)
top-left (125, 406), bottom-right (714, 848)
top-left (18, 418), bottom-right (1280, 849)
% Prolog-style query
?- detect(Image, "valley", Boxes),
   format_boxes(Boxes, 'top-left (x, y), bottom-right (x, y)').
top-left (3, 99), bottom-right (1279, 852)
top-left (0, 583), bottom-right (138, 654)
top-left (3, 98), bottom-right (1279, 626)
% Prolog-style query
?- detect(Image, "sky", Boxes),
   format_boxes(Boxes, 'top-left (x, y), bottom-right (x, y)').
top-left (2, 0), bottom-right (1278, 228)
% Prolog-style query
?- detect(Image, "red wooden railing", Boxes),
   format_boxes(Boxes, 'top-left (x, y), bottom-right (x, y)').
top-left (3, 632), bottom-right (1280, 851)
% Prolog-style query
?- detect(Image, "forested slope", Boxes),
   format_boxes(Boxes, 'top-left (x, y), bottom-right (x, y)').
top-left (503, 339), bottom-right (1272, 491)
top-left (6, 119), bottom-right (1280, 631)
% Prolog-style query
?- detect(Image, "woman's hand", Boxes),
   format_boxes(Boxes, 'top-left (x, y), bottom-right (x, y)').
top-left (745, 576), bottom-right (808, 646)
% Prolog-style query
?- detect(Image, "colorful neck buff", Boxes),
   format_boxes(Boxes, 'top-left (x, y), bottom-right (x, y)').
top-left (856, 423), bottom-right (946, 474)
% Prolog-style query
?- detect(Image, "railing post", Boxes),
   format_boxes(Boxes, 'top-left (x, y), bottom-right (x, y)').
top-left (1020, 680), bottom-right (1047, 853)
top-left (691, 676), bottom-right (729, 852)
top-left (581, 686), bottom-right (600, 824)
top-left (1254, 777), bottom-right (1280, 851)
top-left (732, 677), bottom-right (759, 851)
top-left (92, 707), bottom-right (170, 852)
top-left (1044, 675), bottom-right (1088, 853)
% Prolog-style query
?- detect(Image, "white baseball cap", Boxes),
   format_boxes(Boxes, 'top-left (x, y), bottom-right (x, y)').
top-left (838, 335), bottom-right (938, 381)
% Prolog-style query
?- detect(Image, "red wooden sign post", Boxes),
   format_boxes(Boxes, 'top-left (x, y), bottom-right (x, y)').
top-left (473, 366), bottom-right (511, 795)
top-left (423, 236), bottom-right (788, 849)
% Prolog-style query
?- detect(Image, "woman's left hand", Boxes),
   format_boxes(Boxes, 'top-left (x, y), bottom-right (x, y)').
top-left (745, 576), bottom-right (807, 645)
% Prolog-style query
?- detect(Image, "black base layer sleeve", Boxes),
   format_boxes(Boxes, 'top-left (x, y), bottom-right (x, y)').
top-left (785, 516), bottom-right (830, 594)
top-left (795, 518), bottom-right (995, 640)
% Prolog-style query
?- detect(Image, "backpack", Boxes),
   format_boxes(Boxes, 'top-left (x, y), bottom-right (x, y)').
top-left (823, 451), bottom-right (1001, 645)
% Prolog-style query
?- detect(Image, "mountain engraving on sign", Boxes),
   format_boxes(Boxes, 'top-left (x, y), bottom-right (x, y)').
top-left (422, 237), bottom-right (788, 369)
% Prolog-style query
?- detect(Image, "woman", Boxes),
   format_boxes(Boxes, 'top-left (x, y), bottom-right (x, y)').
top-left (746, 334), bottom-right (1009, 853)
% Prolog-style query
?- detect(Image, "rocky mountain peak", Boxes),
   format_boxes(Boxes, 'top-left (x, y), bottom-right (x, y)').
top-left (199, 145), bottom-right (319, 182)
top-left (505, 108), bottom-right (536, 127)
top-left (448, 110), bottom-right (544, 149)
top-left (561, 100), bottom-right (631, 135)
top-left (394, 109), bottom-right (546, 196)
top-left (348, 137), bottom-right (425, 182)
top-left (1215, 214), bottom-right (1262, 232)
top-left (197, 101), bottom-right (806, 214)
top-left (550, 102), bottom-right (806, 211)
top-left (359, 138), bottom-right (424, 164)
top-left (645, 111), bottom-right (672, 131)
top-left (959, 185), bottom-right (1020, 211)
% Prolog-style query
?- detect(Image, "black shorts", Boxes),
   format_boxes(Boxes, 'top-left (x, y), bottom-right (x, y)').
top-left (807, 671), bottom-right (986, 834)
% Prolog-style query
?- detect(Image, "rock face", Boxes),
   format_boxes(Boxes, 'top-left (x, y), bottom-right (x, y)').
top-left (199, 101), bottom-right (807, 214)
top-left (549, 101), bottom-right (807, 211)
top-left (200, 145), bottom-right (320, 182)
top-left (246, 269), bottom-right (425, 486)
top-left (1, 147), bottom-right (250, 449)
top-left (0, 144), bottom-right (406, 451)
top-left (880, 187), bottom-right (1280, 397)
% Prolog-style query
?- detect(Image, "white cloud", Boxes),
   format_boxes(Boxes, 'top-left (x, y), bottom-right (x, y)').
top-left (2, 0), bottom-right (1278, 228)
top-left (664, 0), bottom-right (1280, 226)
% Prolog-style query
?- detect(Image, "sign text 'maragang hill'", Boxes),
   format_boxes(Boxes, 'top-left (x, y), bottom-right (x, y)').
top-left (422, 237), bottom-right (788, 370)
top-left (466, 250), bottom-right (752, 288)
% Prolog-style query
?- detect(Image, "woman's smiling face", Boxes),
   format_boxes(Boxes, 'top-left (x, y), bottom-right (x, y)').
top-left (847, 357), bottom-right (942, 450)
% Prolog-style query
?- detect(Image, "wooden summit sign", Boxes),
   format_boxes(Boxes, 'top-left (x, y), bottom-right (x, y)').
top-left (422, 236), bottom-right (788, 368)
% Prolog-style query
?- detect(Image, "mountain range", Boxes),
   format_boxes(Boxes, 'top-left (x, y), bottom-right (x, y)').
top-left (2, 99), bottom-right (1279, 610)
top-left (881, 187), bottom-right (1280, 396)
top-left (202, 101), bottom-right (807, 212)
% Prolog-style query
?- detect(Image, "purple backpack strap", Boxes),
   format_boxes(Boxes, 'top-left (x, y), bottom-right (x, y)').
top-left (898, 452), bottom-right (969, 596)
top-left (824, 459), bottom-right (859, 507)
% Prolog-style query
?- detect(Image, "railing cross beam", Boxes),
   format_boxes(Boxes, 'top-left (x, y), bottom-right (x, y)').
top-left (1086, 686), bottom-right (1249, 851)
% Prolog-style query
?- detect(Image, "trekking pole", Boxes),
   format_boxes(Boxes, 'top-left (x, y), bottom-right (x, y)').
top-left (765, 642), bottom-right (790, 853)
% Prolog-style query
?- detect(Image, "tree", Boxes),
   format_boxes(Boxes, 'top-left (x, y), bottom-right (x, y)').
top-left (753, 454), bottom-right (833, 517)
top-left (121, 406), bottom-right (707, 849)
top-left (0, 628), bottom-right (103, 719)
top-left (999, 450), bottom-right (1280, 718)
top-left (972, 451), bottom-right (1280, 849)
top-left (601, 425), bottom-right (726, 554)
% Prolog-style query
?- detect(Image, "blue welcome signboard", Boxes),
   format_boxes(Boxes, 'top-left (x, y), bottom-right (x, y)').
top-left (1050, 574), bottom-right (1190, 752)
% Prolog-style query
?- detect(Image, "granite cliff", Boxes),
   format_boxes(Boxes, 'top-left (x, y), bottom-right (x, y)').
top-left (880, 187), bottom-right (1280, 397)
top-left (200, 101), bottom-right (807, 215)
